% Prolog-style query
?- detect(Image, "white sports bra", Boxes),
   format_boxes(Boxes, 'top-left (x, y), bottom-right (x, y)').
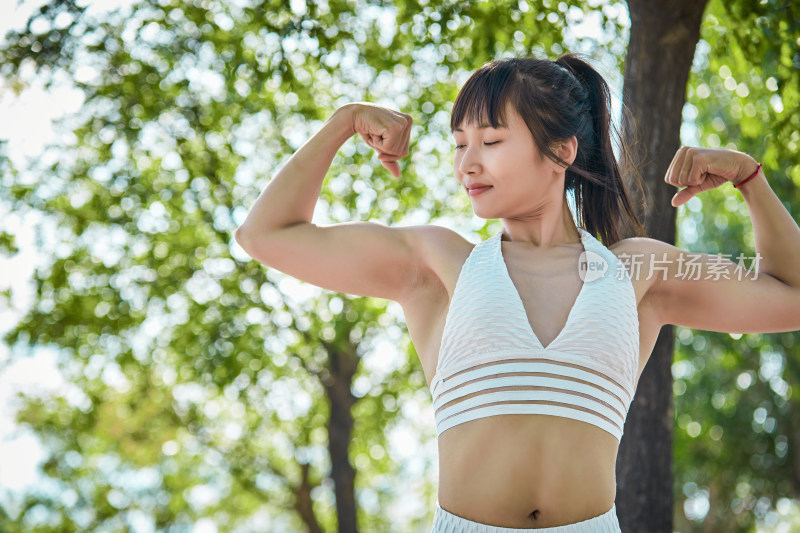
top-left (429, 227), bottom-right (640, 442)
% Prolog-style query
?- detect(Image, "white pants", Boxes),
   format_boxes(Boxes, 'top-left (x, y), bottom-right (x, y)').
top-left (431, 503), bottom-right (621, 533)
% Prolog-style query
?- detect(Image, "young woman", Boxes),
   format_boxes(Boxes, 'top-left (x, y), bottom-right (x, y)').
top-left (234, 54), bottom-right (800, 532)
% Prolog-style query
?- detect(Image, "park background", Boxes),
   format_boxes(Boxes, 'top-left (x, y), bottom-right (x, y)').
top-left (0, 0), bottom-right (799, 531)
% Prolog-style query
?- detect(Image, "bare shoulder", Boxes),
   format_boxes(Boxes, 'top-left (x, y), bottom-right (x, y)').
top-left (403, 224), bottom-right (475, 295)
top-left (607, 235), bottom-right (667, 257)
top-left (606, 236), bottom-right (667, 310)
top-left (607, 235), bottom-right (671, 279)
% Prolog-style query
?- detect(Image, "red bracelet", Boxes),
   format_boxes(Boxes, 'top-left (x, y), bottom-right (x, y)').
top-left (733, 163), bottom-right (762, 189)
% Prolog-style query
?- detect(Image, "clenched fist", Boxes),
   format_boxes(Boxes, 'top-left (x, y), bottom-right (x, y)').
top-left (343, 102), bottom-right (413, 178)
top-left (665, 146), bottom-right (761, 207)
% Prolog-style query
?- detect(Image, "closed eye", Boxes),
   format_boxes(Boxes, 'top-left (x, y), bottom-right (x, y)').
top-left (455, 141), bottom-right (501, 150)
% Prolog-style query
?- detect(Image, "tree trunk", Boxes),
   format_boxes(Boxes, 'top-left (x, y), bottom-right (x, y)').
top-left (324, 341), bottom-right (360, 533)
top-left (294, 462), bottom-right (326, 533)
top-left (617, 1), bottom-right (708, 531)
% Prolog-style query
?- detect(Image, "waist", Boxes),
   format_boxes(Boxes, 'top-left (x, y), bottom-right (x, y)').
top-left (437, 414), bottom-right (618, 528)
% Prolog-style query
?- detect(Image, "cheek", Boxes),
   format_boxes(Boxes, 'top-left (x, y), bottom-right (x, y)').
top-left (453, 153), bottom-right (463, 171)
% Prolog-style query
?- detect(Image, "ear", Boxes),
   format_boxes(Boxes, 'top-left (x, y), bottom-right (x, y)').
top-left (556, 136), bottom-right (578, 166)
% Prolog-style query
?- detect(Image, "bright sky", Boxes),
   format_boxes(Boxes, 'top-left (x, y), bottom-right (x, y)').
top-left (0, 0), bottom-right (69, 497)
top-left (0, 0), bottom-right (138, 506)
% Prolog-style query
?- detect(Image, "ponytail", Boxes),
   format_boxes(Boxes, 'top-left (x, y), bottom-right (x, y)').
top-left (554, 54), bottom-right (646, 245)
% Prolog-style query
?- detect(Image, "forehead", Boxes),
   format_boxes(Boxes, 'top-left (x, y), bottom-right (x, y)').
top-left (452, 103), bottom-right (523, 133)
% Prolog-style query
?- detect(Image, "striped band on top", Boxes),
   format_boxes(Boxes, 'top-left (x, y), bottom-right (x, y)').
top-left (431, 358), bottom-right (632, 440)
top-left (433, 358), bottom-right (632, 406)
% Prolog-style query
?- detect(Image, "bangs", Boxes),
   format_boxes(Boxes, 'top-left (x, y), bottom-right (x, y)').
top-left (450, 61), bottom-right (515, 132)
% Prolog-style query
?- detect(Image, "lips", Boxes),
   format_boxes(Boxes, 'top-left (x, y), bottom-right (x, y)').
top-left (467, 185), bottom-right (492, 197)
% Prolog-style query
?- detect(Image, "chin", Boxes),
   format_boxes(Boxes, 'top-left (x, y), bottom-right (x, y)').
top-left (470, 207), bottom-right (495, 220)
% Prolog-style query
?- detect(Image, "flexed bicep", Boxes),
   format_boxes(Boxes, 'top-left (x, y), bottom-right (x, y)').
top-left (633, 237), bottom-right (800, 334)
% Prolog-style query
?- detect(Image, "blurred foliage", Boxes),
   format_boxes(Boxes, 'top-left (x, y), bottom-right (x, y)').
top-left (0, 0), bottom-right (627, 531)
top-left (1, 0), bottom-right (798, 531)
top-left (673, 0), bottom-right (800, 531)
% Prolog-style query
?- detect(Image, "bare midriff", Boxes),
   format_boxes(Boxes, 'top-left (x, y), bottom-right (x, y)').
top-left (436, 413), bottom-right (619, 528)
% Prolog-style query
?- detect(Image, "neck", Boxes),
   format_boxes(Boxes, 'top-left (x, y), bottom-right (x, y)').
top-left (500, 196), bottom-right (581, 248)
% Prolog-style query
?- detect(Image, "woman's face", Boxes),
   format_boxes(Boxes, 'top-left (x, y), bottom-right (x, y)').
top-left (452, 102), bottom-right (563, 219)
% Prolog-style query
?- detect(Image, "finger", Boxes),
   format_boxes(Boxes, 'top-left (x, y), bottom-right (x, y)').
top-left (688, 156), bottom-right (708, 186)
top-left (675, 147), bottom-right (694, 186)
top-left (363, 132), bottom-right (384, 151)
top-left (385, 133), bottom-right (409, 159)
top-left (383, 160), bottom-right (400, 177)
top-left (664, 149), bottom-right (681, 184)
top-left (390, 111), bottom-right (412, 127)
top-left (671, 185), bottom-right (701, 207)
top-left (395, 114), bottom-right (412, 148)
top-left (666, 147), bottom-right (688, 186)
top-left (677, 150), bottom-right (691, 185)
top-left (377, 152), bottom-right (399, 162)
top-left (372, 134), bottom-right (395, 155)
top-left (397, 137), bottom-right (410, 159)
top-left (392, 116), bottom-right (412, 154)
top-left (682, 152), bottom-right (707, 186)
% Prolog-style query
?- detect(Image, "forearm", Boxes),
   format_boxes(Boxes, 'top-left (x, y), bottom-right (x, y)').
top-left (236, 105), bottom-right (355, 236)
top-left (738, 169), bottom-right (800, 288)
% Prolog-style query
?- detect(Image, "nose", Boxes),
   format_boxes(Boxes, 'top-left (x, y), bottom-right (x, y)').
top-left (457, 146), bottom-right (480, 175)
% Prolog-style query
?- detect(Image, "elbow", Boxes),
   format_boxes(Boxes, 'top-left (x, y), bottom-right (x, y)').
top-left (234, 226), bottom-right (254, 250)
top-left (234, 226), bottom-right (280, 265)
top-left (234, 223), bottom-right (307, 263)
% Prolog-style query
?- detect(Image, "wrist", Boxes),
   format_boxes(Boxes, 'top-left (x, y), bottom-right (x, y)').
top-left (315, 105), bottom-right (357, 152)
top-left (736, 171), bottom-right (768, 202)
top-left (733, 155), bottom-right (760, 186)
top-left (332, 103), bottom-right (358, 137)
top-left (733, 162), bottom-right (762, 190)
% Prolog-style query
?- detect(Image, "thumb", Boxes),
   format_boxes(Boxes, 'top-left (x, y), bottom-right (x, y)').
top-left (382, 160), bottom-right (400, 178)
top-left (671, 186), bottom-right (699, 207)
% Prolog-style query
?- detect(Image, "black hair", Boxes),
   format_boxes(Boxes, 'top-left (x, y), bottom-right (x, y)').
top-left (450, 53), bottom-right (647, 245)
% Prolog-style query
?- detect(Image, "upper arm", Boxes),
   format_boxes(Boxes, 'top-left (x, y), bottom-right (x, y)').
top-left (630, 238), bottom-right (800, 334)
top-left (233, 221), bottom-right (443, 304)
